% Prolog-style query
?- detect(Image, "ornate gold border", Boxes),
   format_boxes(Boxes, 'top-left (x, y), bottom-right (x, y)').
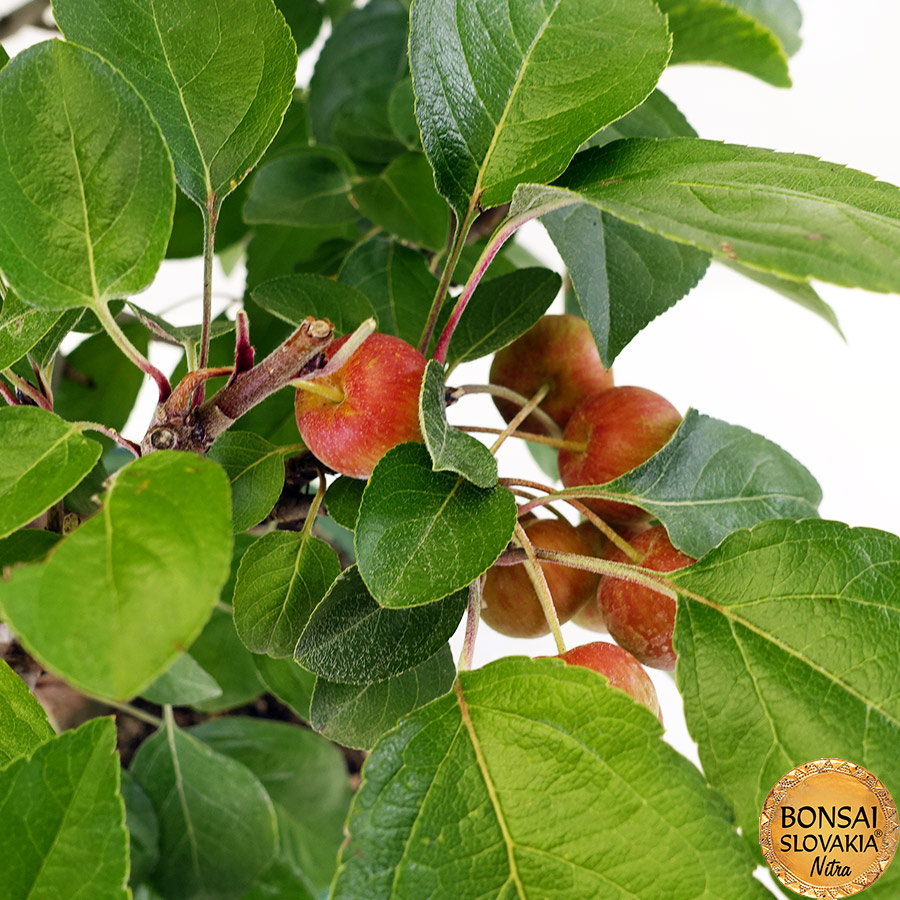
top-left (759, 758), bottom-right (898, 897)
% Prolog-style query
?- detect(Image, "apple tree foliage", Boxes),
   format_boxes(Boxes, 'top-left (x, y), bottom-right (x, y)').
top-left (0, 0), bottom-right (897, 898)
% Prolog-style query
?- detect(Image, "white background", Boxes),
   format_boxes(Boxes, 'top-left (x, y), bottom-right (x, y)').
top-left (5, 3), bottom-right (899, 892)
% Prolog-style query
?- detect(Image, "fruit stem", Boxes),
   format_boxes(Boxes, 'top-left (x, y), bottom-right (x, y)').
top-left (515, 522), bottom-right (566, 653)
top-left (75, 422), bottom-right (141, 457)
top-left (93, 300), bottom-right (172, 401)
top-left (450, 383), bottom-right (563, 439)
top-left (292, 378), bottom-right (345, 404)
top-left (307, 317), bottom-right (376, 381)
top-left (501, 478), bottom-right (642, 564)
top-left (458, 577), bottom-right (483, 672)
top-left (458, 424), bottom-right (586, 452)
top-left (418, 206), bottom-right (478, 353)
top-left (535, 548), bottom-right (678, 600)
top-left (300, 469), bottom-right (328, 542)
top-left (489, 383), bottom-right (550, 453)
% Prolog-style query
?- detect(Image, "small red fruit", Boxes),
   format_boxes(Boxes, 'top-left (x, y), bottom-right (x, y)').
top-left (557, 641), bottom-right (661, 721)
top-left (294, 332), bottom-right (426, 479)
top-left (558, 386), bottom-right (682, 524)
top-left (481, 518), bottom-right (599, 638)
top-left (489, 315), bottom-right (613, 433)
top-left (598, 526), bottom-right (694, 671)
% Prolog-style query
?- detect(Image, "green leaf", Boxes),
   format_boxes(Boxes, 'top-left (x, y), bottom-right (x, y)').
top-left (0, 407), bottom-right (101, 540)
top-left (586, 89), bottom-right (697, 150)
top-left (55, 323), bottom-right (149, 433)
top-left (325, 476), bottom-right (366, 530)
top-left (419, 360), bottom-right (498, 488)
top-left (672, 519), bottom-right (900, 890)
top-left (356, 443), bottom-right (517, 607)
top-left (338, 236), bottom-right (438, 346)
top-left (309, 0), bottom-right (409, 164)
top-left (0, 530), bottom-right (59, 570)
top-left (131, 713), bottom-right (278, 900)
top-left (296, 565), bottom-right (466, 682)
top-left (522, 138), bottom-right (900, 295)
top-left (240, 858), bottom-right (316, 900)
top-left (209, 432), bottom-right (288, 533)
top-left (444, 268), bottom-right (561, 370)
top-left (656, 0), bottom-right (799, 88)
top-left (723, 261), bottom-right (843, 336)
top-left (545, 205), bottom-right (709, 366)
top-left (543, 91), bottom-right (710, 366)
top-left (141, 653), bottom-right (222, 707)
top-left (0, 659), bottom-right (54, 766)
top-left (0, 40), bottom-right (174, 310)
top-left (166, 181), bottom-right (251, 259)
top-left (55, 0), bottom-right (297, 208)
top-left (189, 608), bottom-right (267, 712)
top-left (0, 452), bottom-right (232, 700)
top-left (244, 148), bottom-right (358, 226)
top-left (128, 304), bottom-right (237, 350)
top-left (254, 655), bottom-right (317, 721)
top-left (554, 409), bottom-right (821, 558)
top-left (332, 657), bottom-right (770, 900)
top-left (191, 717), bottom-right (353, 892)
top-left (410, 0), bottom-right (671, 214)
top-left (352, 153), bottom-right (451, 252)
top-left (388, 78), bottom-right (420, 150)
top-left (246, 223), bottom-right (358, 291)
top-left (252, 274), bottom-right (377, 333)
top-left (234, 531), bottom-right (342, 658)
top-left (0, 291), bottom-right (64, 370)
top-left (0, 717), bottom-right (128, 900)
top-left (311, 644), bottom-right (456, 750)
top-left (121, 769), bottom-right (160, 888)
top-left (275, 0), bottom-right (325, 53)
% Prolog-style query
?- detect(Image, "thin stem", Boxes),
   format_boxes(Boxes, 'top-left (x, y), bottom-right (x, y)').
top-left (433, 214), bottom-right (520, 366)
top-left (93, 301), bottom-right (171, 400)
top-left (458, 577), bottom-right (483, 671)
top-left (2, 369), bottom-right (50, 410)
top-left (300, 470), bottom-right (328, 541)
top-left (489, 383), bottom-right (549, 454)
top-left (76, 422), bottom-right (140, 457)
top-left (515, 522), bottom-right (565, 653)
top-left (509, 489), bottom-right (567, 521)
top-left (215, 601), bottom-right (234, 614)
top-left (458, 425), bottom-right (585, 452)
top-left (535, 548), bottom-right (678, 600)
top-left (300, 318), bottom-right (376, 382)
top-left (499, 477), bottom-right (642, 563)
top-left (199, 197), bottom-right (219, 373)
top-left (418, 206), bottom-right (478, 354)
top-left (450, 383), bottom-right (562, 439)
top-left (106, 699), bottom-right (163, 727)
top-left (0, 381), bottom-right (17, 406)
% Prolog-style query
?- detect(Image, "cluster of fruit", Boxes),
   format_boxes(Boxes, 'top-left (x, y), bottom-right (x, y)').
top-left (292, 315), bottom-right (695, 721)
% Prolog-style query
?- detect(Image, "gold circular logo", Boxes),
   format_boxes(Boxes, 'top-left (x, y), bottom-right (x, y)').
top-left (759, 759), bottom-right (898, 896)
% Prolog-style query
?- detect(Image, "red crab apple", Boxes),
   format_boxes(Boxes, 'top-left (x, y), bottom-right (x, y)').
top-left (489, 315), bottom-right (613, 433)
top-left (571, 522), bottom-right (652, 632)
top-left (294, 332), bottom-right (426, 479)
top-left (598, 525), bottom-right (694, 671)
top-left (556, 641), bottom-right (662, 721)
top-left (558, 386), bottom-right (682, 524)
top-left (481, 518), bottom-right (599, 638)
